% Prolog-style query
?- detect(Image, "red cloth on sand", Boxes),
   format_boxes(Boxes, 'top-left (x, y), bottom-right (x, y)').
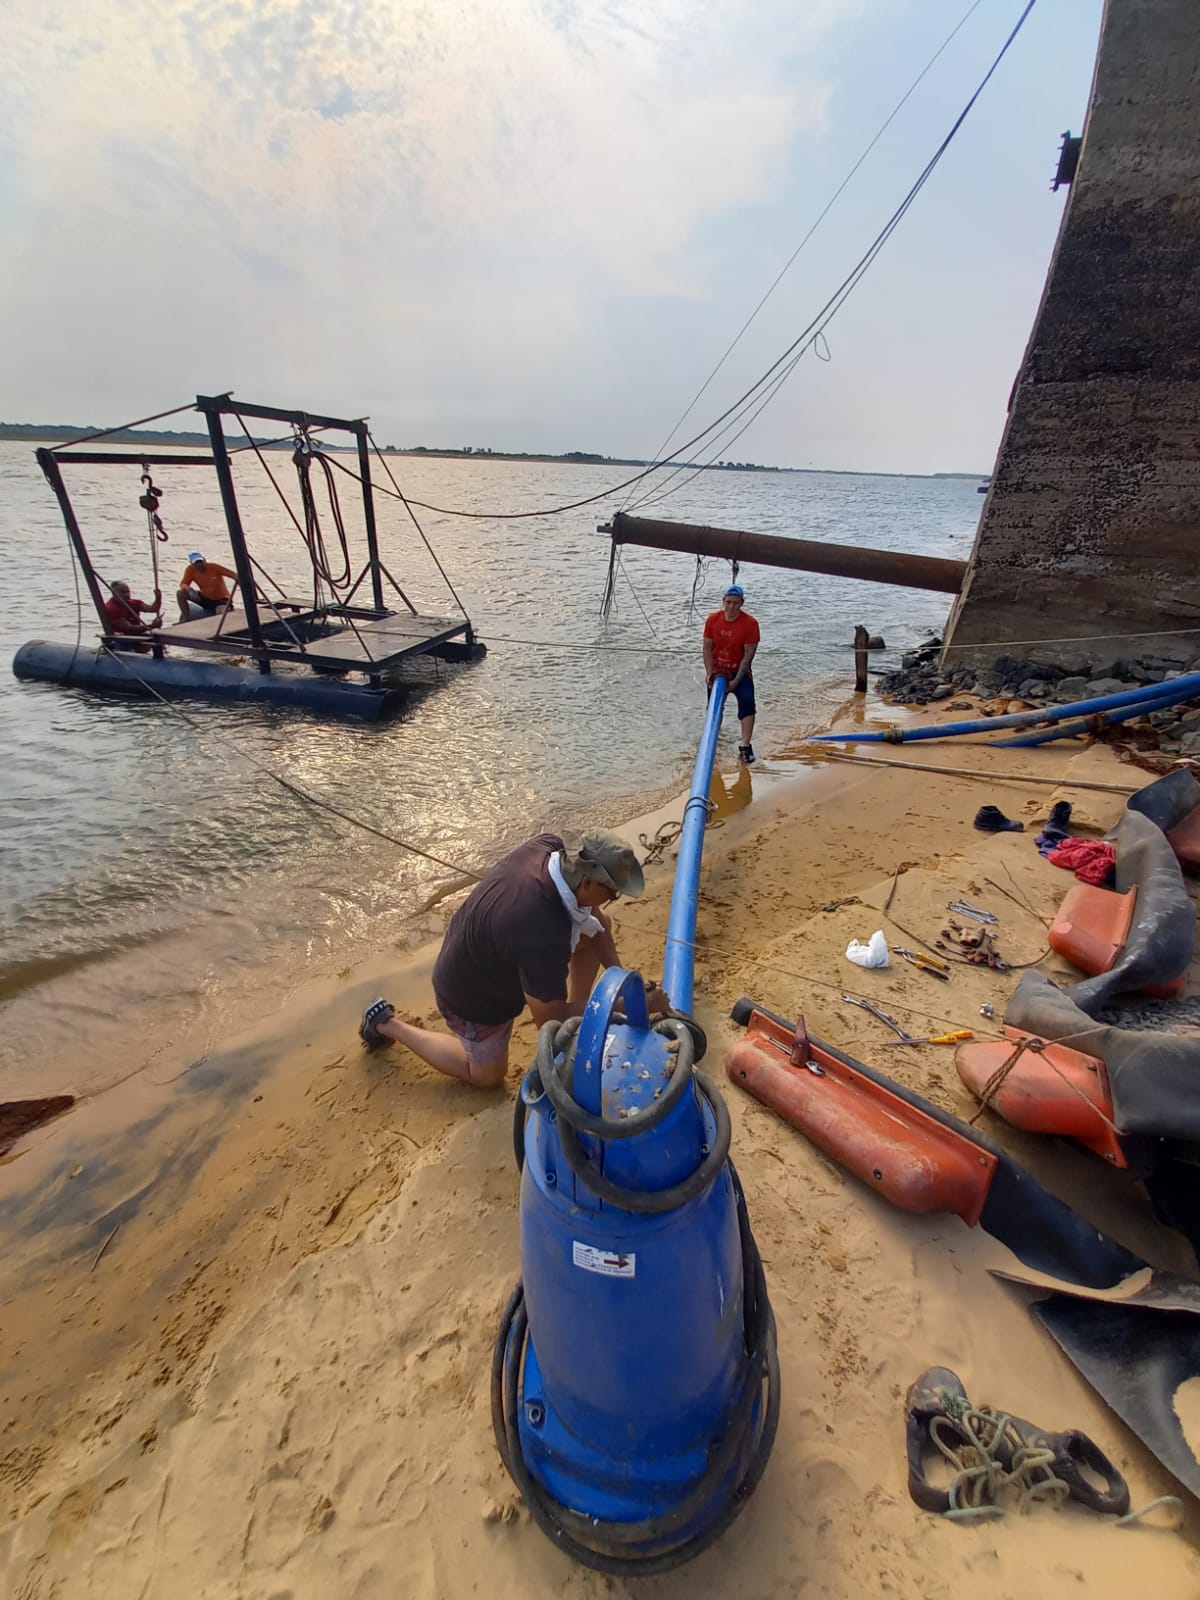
top-left (1047, 838), bottom-right (1117, 886)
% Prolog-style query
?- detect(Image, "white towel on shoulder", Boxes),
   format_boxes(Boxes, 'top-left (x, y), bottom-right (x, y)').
top-left (547, 851), bottom-right (605, 951)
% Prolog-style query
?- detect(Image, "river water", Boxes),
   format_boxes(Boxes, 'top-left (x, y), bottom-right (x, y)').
top-left (0, 438), bottom-right (979, 1096)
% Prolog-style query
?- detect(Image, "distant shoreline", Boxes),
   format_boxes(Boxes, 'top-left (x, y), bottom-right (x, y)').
top-left (0, 423), bottom-right (987, 481)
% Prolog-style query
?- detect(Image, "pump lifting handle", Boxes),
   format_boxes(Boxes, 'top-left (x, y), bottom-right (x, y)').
top-left (573, 967), bottom-right (652, 1118)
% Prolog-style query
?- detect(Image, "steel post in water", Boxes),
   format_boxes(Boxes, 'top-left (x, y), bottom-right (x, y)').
top-left (854, 624), bottom-right (870, 692)
top-left (355, 427), bottom-right (386, 613)
top-left (197, 395), bottom-right (265, 650)
top-left (36, 449), bottom-right (108, 628)
top-left (662, 677), bottom-right (728, 1017)
top-left (610, 512), bottom-right (966, 595)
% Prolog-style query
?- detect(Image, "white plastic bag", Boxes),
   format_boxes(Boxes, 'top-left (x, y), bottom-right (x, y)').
top-left (845, 930), bottom-right (890, 969)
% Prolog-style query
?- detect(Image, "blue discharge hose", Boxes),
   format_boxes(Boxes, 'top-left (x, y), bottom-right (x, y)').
top-left (996, 682), bottom-right (1195, 748)
top-left (805, 671), bottom-right (1200, 746)
top-left (661, 676), bottom-right (728, 1016)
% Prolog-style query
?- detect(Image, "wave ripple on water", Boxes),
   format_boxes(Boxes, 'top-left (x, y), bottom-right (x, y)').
top-left (0, 440), bottom-right (978, 1093)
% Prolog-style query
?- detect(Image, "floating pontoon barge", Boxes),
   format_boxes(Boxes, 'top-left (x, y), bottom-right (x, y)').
top-left (14, 393), bottom-right (484, 720)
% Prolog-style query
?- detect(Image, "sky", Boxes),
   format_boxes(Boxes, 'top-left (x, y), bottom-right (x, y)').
top-left (2, 0), bottom-right (1104, 474)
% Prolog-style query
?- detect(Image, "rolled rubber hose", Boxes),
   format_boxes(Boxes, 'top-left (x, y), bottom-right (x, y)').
top-left (554, 1069), bottom-right (731, 1214)
top-left (514, 1016), bottom-right (729, 1212)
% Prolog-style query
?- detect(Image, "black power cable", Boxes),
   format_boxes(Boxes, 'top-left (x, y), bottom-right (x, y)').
top-left (326, 0), bottom-right (1039, 526)
top-left (623, 0), bottom-right (990, 510)
top-left (294, 441), bottom-right (353, 591)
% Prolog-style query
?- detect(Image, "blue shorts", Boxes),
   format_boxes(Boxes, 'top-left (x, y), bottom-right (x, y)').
top-left (711, 676), bottom-right (756, 719)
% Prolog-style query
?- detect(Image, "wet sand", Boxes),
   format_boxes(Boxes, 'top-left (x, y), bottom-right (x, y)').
top-left (3, 712), bottom-right (1199, 1595)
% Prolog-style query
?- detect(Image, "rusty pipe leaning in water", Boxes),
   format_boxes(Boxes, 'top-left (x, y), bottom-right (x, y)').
top-left (608, 513), bottom-right (966, 595)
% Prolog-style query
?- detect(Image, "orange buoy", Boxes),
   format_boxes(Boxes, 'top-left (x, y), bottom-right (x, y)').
top-left (727, 1007), bottom-right (997, 1225)
top-left (1048, 881), bottom-right (1185, 999)
top-left (1049, 883), bottom-right (1136, 976)
top-left (955, 1027), bottom-right (1127, 1167)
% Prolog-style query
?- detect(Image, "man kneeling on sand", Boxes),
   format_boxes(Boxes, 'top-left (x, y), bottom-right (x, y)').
top-left (359, 831), bottom-right (668, 1089)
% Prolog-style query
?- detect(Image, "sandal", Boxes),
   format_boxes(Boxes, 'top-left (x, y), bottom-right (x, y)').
top-left (994, 1415), bottom-right (1130, 1515)
top-left (905, 1367), bottom-right (974, 1512)
top-left (360, 997), bottom-right (396, 1050)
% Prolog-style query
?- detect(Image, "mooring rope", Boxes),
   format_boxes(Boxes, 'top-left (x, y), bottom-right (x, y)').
top-left (366, 433), bottom-right (470, 619)
top-left (931, 1401), bottom-right (1070, 1520)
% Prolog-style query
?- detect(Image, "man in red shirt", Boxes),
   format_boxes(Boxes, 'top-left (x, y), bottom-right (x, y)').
top-left (702, 584), bottom-right (760, 763)
top-left (103, 580), bottom-right (162, 647)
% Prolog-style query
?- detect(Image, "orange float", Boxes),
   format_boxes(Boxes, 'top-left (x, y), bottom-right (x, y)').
top-left (954, 1027), bottom-right (1128, 1167)
top-left (1049, 881), bottom-right (1185, 1000)
top-left (726, 1006), bottom-right (997, 1225)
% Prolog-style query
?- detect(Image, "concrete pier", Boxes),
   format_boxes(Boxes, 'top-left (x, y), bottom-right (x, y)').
top-left (943, 0), bottom-right (1200, 669)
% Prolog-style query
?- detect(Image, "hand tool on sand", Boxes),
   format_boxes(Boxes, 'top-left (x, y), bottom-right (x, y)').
top-left (893, 947), bottom-right (951, 981)
top-left (841, 994), bottom-right (918, 1044)
top-left (947, 900), bottom-right (998, 925)
top-left (880, 1029), bottom-right (974, 1048)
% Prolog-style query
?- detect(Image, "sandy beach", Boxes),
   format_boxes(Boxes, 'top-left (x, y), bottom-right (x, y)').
top-left (3, 700), bottom-right (1200, 1597)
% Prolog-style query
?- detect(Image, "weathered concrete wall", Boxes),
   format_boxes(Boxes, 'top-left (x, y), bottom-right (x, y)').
top-left (943, 0), bottom-right (1200, 670)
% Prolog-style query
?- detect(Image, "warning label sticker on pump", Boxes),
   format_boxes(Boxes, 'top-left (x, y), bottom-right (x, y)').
top-left (572, 1241), bottom-right (636, 1278)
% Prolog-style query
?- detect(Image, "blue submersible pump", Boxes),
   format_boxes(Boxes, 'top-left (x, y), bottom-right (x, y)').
top-left (492, 678), bottom-right (780, 1574)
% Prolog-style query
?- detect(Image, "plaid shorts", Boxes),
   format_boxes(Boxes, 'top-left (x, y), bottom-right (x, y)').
top-left (437, 1003), bottom-right (515, 1069)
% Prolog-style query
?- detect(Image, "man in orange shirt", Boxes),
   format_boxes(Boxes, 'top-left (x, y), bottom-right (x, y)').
top-left (177, 551), bottom-right (238, 623)
top-left (702, 584), bottom-right (760, 764)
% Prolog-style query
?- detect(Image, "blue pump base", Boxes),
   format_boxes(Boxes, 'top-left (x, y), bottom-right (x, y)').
top-left (494, 1265), bottom-right (777, 1575)
top-left (493, 969), bottom-right (779, 1575)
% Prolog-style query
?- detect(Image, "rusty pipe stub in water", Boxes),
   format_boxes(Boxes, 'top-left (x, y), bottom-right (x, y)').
top-left (610, 513), bottom-right (966, 595)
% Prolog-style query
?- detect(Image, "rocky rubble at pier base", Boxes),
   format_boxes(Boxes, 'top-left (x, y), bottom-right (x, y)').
top-left (877, 640), bottom-right (1200, 757)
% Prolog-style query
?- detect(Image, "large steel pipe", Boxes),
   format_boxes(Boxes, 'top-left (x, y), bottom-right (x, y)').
top-left (610, 513), bottom-right (966, 595)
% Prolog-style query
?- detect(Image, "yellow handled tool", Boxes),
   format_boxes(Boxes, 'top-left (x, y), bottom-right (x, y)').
top-left (881, 1029), bottom-right (974, 1047)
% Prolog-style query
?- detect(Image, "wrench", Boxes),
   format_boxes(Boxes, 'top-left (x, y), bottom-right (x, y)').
top-left (841, 994), bottom-right (919, 1045)
top-left (947, 899), bottom-right (998, 926)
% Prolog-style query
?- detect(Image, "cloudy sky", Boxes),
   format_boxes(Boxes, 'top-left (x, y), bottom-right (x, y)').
top-left (3, 0), bottom-right (1102, 473)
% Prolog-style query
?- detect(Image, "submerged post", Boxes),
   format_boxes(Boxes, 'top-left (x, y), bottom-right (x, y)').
top-left (662, 677), bottom-right (728, 1016)
top-left (854, 624), bottom-right (869, 693)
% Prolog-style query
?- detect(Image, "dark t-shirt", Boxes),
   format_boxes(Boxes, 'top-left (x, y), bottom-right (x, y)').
top-left (433, 834), bottom-right (573, 1024)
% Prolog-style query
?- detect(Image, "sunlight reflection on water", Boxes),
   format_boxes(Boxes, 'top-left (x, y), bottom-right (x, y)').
top-left (0, 438), bottom-right (978, 1091)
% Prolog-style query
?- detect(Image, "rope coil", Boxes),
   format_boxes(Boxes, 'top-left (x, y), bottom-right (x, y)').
top-left (931, 1403), bottom-right (1070, 1519)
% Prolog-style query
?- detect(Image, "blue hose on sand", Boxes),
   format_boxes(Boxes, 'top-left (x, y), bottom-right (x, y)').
top-left (806, 672), bottom-right (1200, 746)
top-left (494, 674), bottom-right (778, 1575)
top-left (997, 683), bottom-right (1196, 748)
